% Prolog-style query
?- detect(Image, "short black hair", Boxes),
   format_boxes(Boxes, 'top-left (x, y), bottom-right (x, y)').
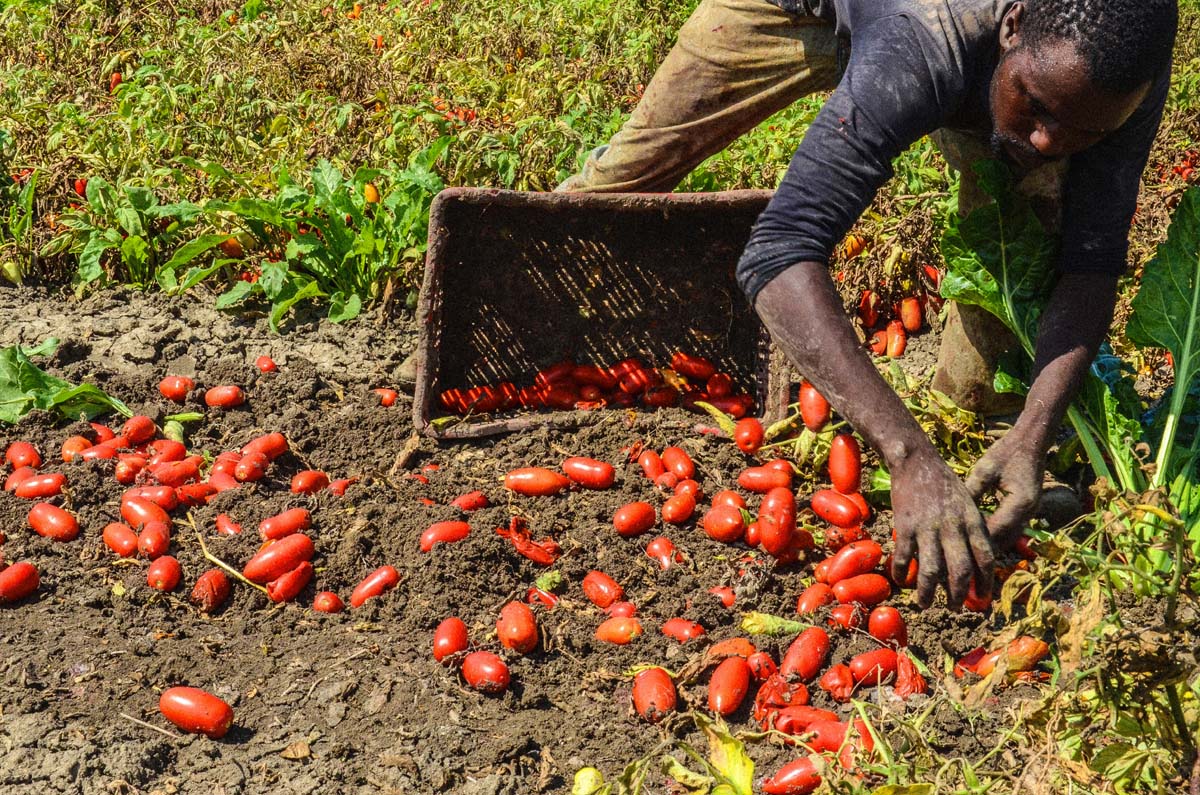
top-left (1020, 0), bottom-right (1178, 93)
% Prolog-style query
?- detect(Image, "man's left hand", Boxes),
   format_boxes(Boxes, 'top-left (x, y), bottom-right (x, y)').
top-left (965, 429), bottom-right (1045, 547)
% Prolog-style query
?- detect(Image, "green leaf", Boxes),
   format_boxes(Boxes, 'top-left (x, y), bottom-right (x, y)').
top-left (660, 756), bottom-right (712, 792)
top-left (693, 401), bottom-right (737, 436)
top-left (740, 612), bottom-right (808, 637)
top-left (0, 341), bottom-right (131, 423)
top-left (215, 279), bottom-right (257, 309)
top-left (269, 280), bottom-right (324, 333)
top-left (870, 786), bottom-right (936, 795)
top-left (327, 292), bottom-right (362, 323)
top-left (162, 233), bottom-right (231, 272)
top-left (1127, 185), bottom-right (1200, 489)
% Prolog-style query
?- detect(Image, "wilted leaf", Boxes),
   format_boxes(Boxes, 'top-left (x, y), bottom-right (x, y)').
top-left (661, 755), bottom-right (712, 792)
top-left (695, 714), bottom-right (753, 795)
top-left (280, 741), bottom-right (311, 760)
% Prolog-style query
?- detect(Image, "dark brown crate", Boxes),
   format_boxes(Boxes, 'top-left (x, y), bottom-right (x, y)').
top-left (412, 188), bottom-right (790, 439)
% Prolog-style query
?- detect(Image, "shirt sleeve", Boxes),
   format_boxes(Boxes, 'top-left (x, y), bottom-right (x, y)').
top-left (737, 15), bottom-right (955, 303)
top-left (1057, 67), bottom-right (1170, 276)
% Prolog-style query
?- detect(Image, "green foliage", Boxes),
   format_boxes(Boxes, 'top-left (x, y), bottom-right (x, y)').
top-left (0, 338), bottom-right (131, 423)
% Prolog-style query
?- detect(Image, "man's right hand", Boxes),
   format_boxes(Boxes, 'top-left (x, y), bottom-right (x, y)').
top-left (889, 449), bottom-right (995, 609)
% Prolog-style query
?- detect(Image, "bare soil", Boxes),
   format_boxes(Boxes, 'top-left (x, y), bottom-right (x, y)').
top-left (0, 286), bottom-right (1033, 795)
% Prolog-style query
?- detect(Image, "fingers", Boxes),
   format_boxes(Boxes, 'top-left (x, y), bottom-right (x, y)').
top-left (965, 457), bottom-right (1001, 501)
top-left (915, 526), bottom-right (946, 610)
top-left (986, 488), bottom-right (1039, 548)
top-left (891, 523), bottom-right (918, 584)
top-left (940, 523), bottom-right (973, 609)
top-left (965, 509), bottom-right (996, 599)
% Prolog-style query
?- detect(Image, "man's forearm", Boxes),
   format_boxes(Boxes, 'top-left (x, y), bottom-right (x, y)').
top-left (1013, 272), bottom-right (1120, 453)
top-left (754, 261), bottom-right (939, 470)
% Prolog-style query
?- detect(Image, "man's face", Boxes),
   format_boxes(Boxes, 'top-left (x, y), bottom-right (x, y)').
top-left (988, 24), bottom-right (1149, 171)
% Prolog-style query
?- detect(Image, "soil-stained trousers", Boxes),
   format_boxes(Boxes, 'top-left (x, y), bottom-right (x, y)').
top-left (557, 0), bottom-right (1070, 416)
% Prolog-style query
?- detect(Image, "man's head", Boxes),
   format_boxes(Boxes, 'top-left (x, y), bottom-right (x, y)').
top-left (989, 0), bottom-right (1178, 170)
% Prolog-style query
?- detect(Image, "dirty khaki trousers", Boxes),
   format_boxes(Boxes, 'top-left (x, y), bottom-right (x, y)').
top-left (558, 0), bottom-right (1069, 415)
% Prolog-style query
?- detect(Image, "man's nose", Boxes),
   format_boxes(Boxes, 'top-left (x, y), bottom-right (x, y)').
top-left (1030, 120), bottom-right (1068, 159)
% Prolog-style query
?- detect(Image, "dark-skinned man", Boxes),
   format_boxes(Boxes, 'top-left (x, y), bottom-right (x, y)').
top-left (555, 0), bottom-right (1179, 608)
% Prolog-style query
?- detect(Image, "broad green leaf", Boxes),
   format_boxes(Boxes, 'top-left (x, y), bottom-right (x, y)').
top-left (115, 205), bottom-right (145, 237)
top-left (0, 341), bottom-right (130, 423)
top-left (215, 279), bottom-right (257, 309)
top-left (259, 260), bottom-right (290, 301)
top-left (939, 161), bottom-right (1056, 352)
top-left (1127, 186), bottom-right (1200, 488)
top-left (120, 235), bottom-right (150, 274)
top-left (327, 292), bottom-right (362, 323)
top-left (269, 280), bottom-right (324, 332)
top-left (162, 233), bottom-right (232, 271)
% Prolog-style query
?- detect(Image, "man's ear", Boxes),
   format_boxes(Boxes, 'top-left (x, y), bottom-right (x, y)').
top-left (999, 1), bottom-right (1025, 53)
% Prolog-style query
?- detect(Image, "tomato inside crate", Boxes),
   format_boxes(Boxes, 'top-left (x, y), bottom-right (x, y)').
top-left (413, 188), bottom-right (789, 438)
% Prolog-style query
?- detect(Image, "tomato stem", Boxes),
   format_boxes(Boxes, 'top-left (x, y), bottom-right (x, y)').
top-left (190, 520), bottom-right (270, 596)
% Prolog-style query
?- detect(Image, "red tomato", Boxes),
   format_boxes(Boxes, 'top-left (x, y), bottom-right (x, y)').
top-left (125, 485), bottom-right (179, 512)
top-left (461, 651), bottom-right (510, 694)
top-left (450, 490), bottom-right (489, 511)
top-left (138, 521), bottom-right (171, 559)
top-left (147, 556), bottom-right (183, 591)
top-left (14, 473), bottom-right (66, 499)
top-left (758, 487), bottom-right (796, 557)
top-left (113, 456), bottom-right (145, 485)
top-left (828, 604), bottom-right (864, 631)
top-left (433, 617), bottom-right (469, 662)
top-left (572, 364), bottom-right (617, 390)
top-left (60, 435), bottom-right (92, 461)
top-left (823, 540), bottom-right (883, 585)
top-left (561, 457), bottom-right (615, 489)
top-left (267, 561), bottom-right (313, 603)
top-left (151, 459), bottom-right (201, 488)
top-left (868, 606), bottom-right (908, 647)
top-left (810, 489), bottom-right (863, 528)
top-left (176, 482), bottom-right (217, 507)
top-left (828, 433), bottom-right (862, 494)
top-left (795, 582), bottom-right (836, 615)
top-left (350, 565), bottom-right (400, 607)
top-left (607, 601), bottom-right (637, 617)
top-left (419, 520), bottom-right (470, 552)
top-left (708, 656), bottom-right (752, 715)
top-left (259, 508), bottom-right (311, 540)
top-left (79, 444), bottom-right (116, 461)
top-left (849, 648), bottom-right (898, 685)
top-left (158, 376), bottom-right (194, 402)
top-left (637, 450), bottom-right (666, 481)
top-left (711, 490), bottom-right (747, 510)
top-left (327, 477), bottom-right (357, 496)
top-left (819, 663), bottom-right (855, 701)
top-left (670, 351), bottom-right (716, 381)
top-left (832, 573), bottom-right (891, 607)
top-left (4, 465), bottom-right (36, 491)
top-left (291, 470), bottom-right (330, 494)
top-left (233, 451), bottom-right (269, 482)
top-left (886, 320), bottom-right (907, 357)
top-left (762, 757), bottom-right (823, 795)
top-left (243, 534), bottom-right (315, 583)
top-left (660, 617), bottom-right (705, 643)
top-left (204, 385), bottom-right (246, 408)
top-left (5, 442), bottom-right (41, 469)
top-left (214, 514), bottom-right (242, 536)
top-left (738, 466), bottom-right (791, 493)
top-left (780, 627), bottom-right (830, 682)
top-left (147, 440), bottom-right (187, 464)
top-left (312, 591), bottom-right (345, 613)
top-left (869, 329), bottom-right (888, 355)
top-left (744, 521), bottom-right (761, 547)
top-left (505, 467), bottom-right (571, 496)
top-left (799, 381), bottom-right (830, 432)
top-left (709, 585), bottom-right (736, 608)
top-left (674, 479), bottom-right (702, 500)
top-left (702, 504), bottom-right (746, 543)
top-left (0, 561), bottom-right (39, 604)
top-left (645, 536), bottom-right (682, 569)
top-left (612, 502), bottom-right (656, 537)
top-left (255, 355), bottom-right (277, 372)
top-left (963, 578), bottom-right (993, 612)
top-left (734, 418), bottom-right (765, 454)
top-left (582, 571), bottom-right (623, 608)
top-left (642, 386), bottom-right (678, 407)
top-left (595, 616), bottom-right (643, 644)
top-left (103, 523), bottom-right (140, 558)
top-left (496, 601), bottom-right (538, 654)
top-left (632, 667), bottom-right (676, 723)
top-left (372, 387), bottom-right (398, 406)
top-left (660, 446), bottom-right (695, 480)
top-left (661, 493), bottom-right (696, 525)
top-left (191, 569), bottom-right (231, 613)
top-left (900, 296), bottom-right (923, 332)
top-left (772, 705), bottom-right (839, 735)
top-left (28, 503), bottom-right (79, 541)
top-left (159, 687), bottom-right (234, 738)
top-left (121, 415), bottom-right (157, 445)
top-left (241, 432), bottom-right (288, 461)
top-left (747, 651), bottom-right (778, 681)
